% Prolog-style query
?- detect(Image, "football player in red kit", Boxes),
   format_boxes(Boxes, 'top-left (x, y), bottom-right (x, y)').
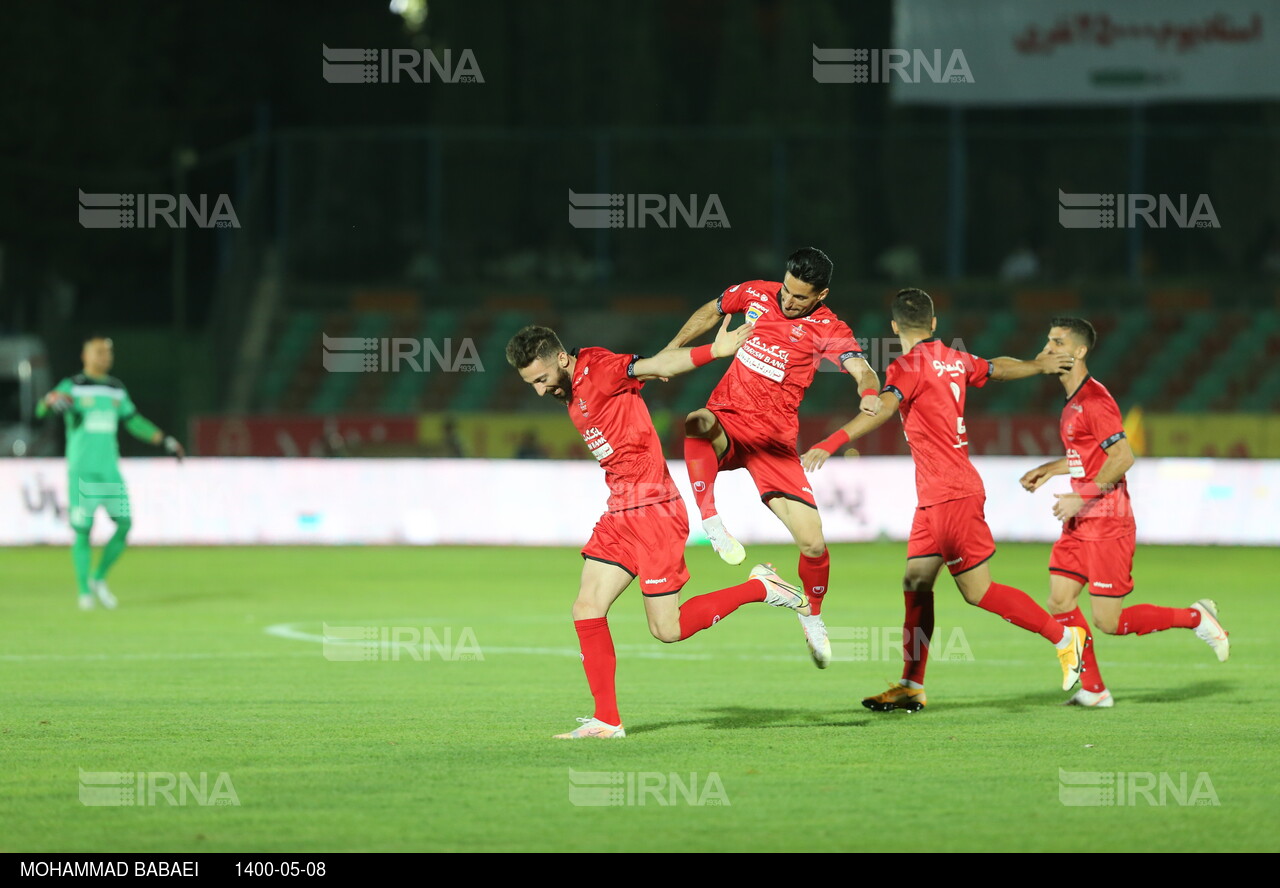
top-left (802, 289), bottom-right (1082, 710)
top-left (664, 247), bottom-right (881, 669)
top-left (1019, 317), bottom-right (1230, 708)
top-left (506, 320), bottom-right (811, 739)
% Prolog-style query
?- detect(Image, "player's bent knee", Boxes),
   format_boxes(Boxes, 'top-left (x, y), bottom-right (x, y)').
top-left (684, 410), bottom-right (715, 438)
top-left (957, 582), bottom-right (989, 606)
top-left (1093, 615), bottom-right (1120, 635)
top-left (650, 625), bottom-right (681, 644)
top-left (799, 539), bottom-right (826, 558)
top-left (572, 597), bottom-right (607, 621)
top-left (902, 574), bottom-right (934, 593)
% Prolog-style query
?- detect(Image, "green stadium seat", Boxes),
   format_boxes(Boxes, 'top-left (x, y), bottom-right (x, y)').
top-left (1175, 311), bottom-right (1280, 412)
top-left (380, 310), bottom-right (460, 412)
top-left (449, 311), bottom-right (534, 411)
top-left (306, 313), bottom-right (391, 414)
top-left (1124, 311), bottom-right (1214, 408)
top-left (258, 311), bottom-right (320, 410)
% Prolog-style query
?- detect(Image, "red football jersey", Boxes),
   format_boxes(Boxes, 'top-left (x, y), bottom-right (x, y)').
top-left (568, 347), bottom-right (681, 513)
top-left (883, 339), bottom-right (993, 507)
top-left (708, 280), bottom-right (862, 437)
top-left (1060, 376), bottom-right (1135, 539)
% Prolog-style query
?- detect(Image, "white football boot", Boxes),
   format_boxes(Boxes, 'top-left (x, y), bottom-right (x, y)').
top-left (554, 717), bottom-right (626, 740)
top-left (1191, 599), bottom-right (1229, 662)
top-left (749, 563), bottom-right (809, 614)
top-left (702, 515), bottom-right (746, 565)
top-left (92, 579), bottom-right (118, 610)
top-left (1063, 688), bottom-right (1115, 708)
top-left (798, 613), bottom-right (832, 669)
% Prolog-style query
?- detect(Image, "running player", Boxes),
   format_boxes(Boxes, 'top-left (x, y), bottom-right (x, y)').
top-left (664, 247), bottom-right (880, 669)
top-left (1020, 317), bottom-right (1230, 708)
top-left (505, 320), bottom-right (811, 740)
top-left (36, 334), bottom-right (185, 609)
top-left (801, 289), bottom-right (1084, 710)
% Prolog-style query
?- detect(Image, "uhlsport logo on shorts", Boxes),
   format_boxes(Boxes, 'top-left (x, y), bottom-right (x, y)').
top-left (321, 45), bottom-right (482, 84)
top-left (321, 334), bottom-right (483, 373)
top-left (78, 768), bottom-right (240, 807)
top-left (812, 45), bottom-right (973, 84)
top-left (568, 190), bottom-right (729, 229)
top-left (567, 769), bottom-right (729, 807)
top-left (1058, 768), bottom-right (1219, 807)
top-left (1058, 190), bottom-right (1219, 228)
top-left (78, 190), bottom-right (240, 229)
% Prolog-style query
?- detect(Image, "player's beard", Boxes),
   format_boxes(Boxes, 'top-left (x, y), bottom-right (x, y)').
top-left (550, 367), bottom-right (573, 403)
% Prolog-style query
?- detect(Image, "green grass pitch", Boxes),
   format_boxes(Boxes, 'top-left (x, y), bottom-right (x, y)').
top-left (2, 542), bottom-right (1277, 852)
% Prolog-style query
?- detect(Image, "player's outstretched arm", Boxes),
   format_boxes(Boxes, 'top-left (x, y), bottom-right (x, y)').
top-left (1020, 456), bottom-right (1069, 491)
top-left (801, 391), bottom-right (901, 472)
top-left (125, 415), bottom-right (186, 461)
top-left (842, 356), bottom-right (882, 417)
top-left (35, 380), bottom-right (74, 419)
top-left (990, 351), bottom-right (1074, 381)
top-left (634, 315), bottom-right (751, 381)
top-left (664, 298), bottom-right (723, 350)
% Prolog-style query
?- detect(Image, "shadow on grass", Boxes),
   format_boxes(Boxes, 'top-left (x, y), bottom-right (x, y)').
top-left (634, 680), bottom-right (1232, 733)
top-left (1109, 680), bottom-right (1230, 705)
top-left (635, 706), bottom-right (874, 733)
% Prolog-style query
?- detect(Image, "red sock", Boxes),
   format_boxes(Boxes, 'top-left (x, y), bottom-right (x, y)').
top-left (684, 437), bottom-right (720, 520)
top-left (574, 617), bottom-right (620, 726)
top-left (798, 550), bottom-right (830, 616)
top-left (1116, 604), bottom-right (1200, 636)
top-left (902, 588), bottom-right (935, 685)
top-left (679, 581), bottom-right (766, 640)
top-left (1056, 608), bottom-right (1105, 692)
top-left (977, 582), bottom-right (1063, 643)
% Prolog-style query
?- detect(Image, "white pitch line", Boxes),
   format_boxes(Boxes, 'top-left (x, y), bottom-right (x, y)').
top-left (0, 650), bottom-right (317, 663)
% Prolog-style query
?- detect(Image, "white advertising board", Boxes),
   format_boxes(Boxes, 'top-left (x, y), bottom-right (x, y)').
top-left (2, 457), bottom-right (1275, 547)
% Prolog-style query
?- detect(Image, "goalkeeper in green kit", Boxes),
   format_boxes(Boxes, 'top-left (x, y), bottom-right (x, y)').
top-left (36, 335), bottom-right (185, 609)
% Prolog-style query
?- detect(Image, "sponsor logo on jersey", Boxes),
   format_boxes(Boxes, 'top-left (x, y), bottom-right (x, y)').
top-left (745, 301), bottom-right (769, 324)
top-left (745, 287), bottom-right (767, 300)
top-left (1070, 402), bottom-right (1083, 413)
top-left (735, 337), bottom-right (791, 383)
top-left (582, 426), bottom-right (614, 461)
top-left (932, 359), bottom-right (966, 377)
top-left (1067, 448), bottom-right (1084, 477)
top-left (84, 411), bottom-right (118, 434)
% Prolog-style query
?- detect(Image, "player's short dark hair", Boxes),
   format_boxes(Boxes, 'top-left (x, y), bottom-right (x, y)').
top-left (892, 288), bottom-right (934, 332)
top-left (505, 325), bottom-right (566, 370)
top-left (1050, 317), bottom-right (1096, 351)
top-left (786, 247), bottom-right (833, 292)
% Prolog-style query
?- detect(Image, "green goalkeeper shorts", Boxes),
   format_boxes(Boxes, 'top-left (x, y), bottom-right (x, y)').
top-left (68, 469), bottom-right (131, 530)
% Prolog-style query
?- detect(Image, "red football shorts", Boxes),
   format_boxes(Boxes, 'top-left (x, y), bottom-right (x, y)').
top-left (906, 494), bottom-right (997, 576)
top-left (1049, 527), bottom-right (1135, 597)
top-left (711, 408), bottom-right (816, 509)
top-left (581, 497), bottom-right (691, 596)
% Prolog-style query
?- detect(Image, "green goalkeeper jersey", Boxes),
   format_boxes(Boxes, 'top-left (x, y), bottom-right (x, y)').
top-left (36, 374), bottom-right (161, 474)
